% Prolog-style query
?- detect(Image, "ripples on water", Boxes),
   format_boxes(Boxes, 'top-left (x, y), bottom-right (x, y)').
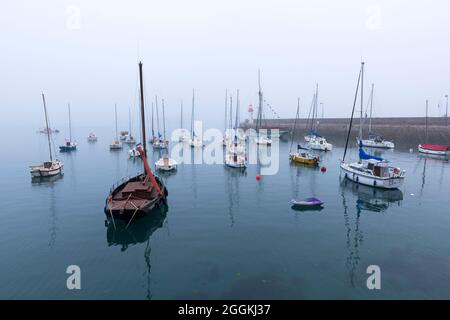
top-left (0, 129), bottom-right (449, 299)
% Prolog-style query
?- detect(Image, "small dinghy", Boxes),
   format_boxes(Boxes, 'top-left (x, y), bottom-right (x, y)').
top-left (291, 197), bottom-right (324, 207)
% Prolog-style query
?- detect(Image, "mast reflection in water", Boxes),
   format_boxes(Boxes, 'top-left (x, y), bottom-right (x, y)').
top-left (105, 204), bottom-right (168, 299)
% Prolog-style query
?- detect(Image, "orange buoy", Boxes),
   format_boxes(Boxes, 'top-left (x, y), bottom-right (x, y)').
top-left (321, 166), bottom-right (326, 173)
top-left (256, 174), bottom-right (261, 181)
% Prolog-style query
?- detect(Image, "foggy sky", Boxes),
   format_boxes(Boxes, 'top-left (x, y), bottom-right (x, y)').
top-left (2, 0), bottom-right (449, 132)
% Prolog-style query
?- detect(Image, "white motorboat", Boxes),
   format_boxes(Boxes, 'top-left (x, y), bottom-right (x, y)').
top-left (110, 140), bottom-right (123, 150)
top-left (254, 136), bottom-right (272, 145)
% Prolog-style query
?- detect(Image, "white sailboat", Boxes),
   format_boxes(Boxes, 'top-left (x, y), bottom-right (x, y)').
top-left (225, 90), bottom-right (246, 168)
top-left (223, 89), bottom-right (232, 147)
top-left (59, 103), bottom-right (77, 152)
top-left (110, 104), bottom-right (123, 150)
top-left (358, 83), bottom-right (395, 149)
top-left (254, 70), bottom-right (272, 145)
top-left (30, 93), bottom-right (64, 177)
top-left (87, 132), bottom-right (97, 142)
top-left (178, 100), bottom-right (190, 142)
top-left (189, 89), bottom-right (203, 148)
top-left (340, 62), bottom-right (405, 189)
top-left (155, 98), bottom-right (177, 171)
top-left (306, 84), bottom-right (332, 151)
top-left (153, 96), bottom-right (168, 149)
top-left (124, 107), bottom-right (136, 145)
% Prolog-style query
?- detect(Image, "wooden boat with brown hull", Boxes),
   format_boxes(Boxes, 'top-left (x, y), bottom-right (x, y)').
top-left (104, 61), bottom-right (168, 223)
top-left (105, 171), bottom-right (167, 220)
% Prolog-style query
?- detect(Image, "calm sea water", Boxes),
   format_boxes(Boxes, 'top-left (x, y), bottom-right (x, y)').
top-left (1, 126), bottom-right (450, 299)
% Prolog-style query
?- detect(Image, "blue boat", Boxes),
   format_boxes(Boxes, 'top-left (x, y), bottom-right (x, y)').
top-left (59, 103), bottom-right (77, 152)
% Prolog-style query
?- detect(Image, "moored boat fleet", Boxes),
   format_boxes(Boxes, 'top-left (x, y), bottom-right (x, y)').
top-left (31, 60), bottom-right (449, 223)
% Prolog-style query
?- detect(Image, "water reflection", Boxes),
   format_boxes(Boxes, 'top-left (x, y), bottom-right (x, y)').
top-left (106, 204), bottom-right (168, 299)
top-left (224, 167), bottom-right (246, 226)
top-left (31, 174), bottom-right (63, 247)
top-left (340, 178), bottom-right (403, 213)
top-left (339, 178), bottom-right (403, 287)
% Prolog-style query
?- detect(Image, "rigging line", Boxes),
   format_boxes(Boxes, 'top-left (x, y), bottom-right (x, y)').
top-left (342, 64), bottom-right (363, 162)
top-left (289, 98), bottom-right (300, 153)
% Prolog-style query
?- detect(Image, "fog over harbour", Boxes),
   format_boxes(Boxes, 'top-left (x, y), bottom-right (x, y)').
top-left (2, 0), bottom-right (449, 132)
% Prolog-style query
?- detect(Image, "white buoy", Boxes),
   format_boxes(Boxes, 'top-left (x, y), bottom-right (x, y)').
top-left (409, 148), bottom-right (413, 153)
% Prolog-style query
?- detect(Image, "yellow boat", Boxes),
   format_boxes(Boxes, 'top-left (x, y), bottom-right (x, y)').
top-left (289, 152), bottom-right (320, 166)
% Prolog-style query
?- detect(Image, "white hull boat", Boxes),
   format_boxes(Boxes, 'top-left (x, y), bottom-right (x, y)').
top-left (155, 157), bottom-right (177, 171)
top-left (225, 153), bottom-right (246, 168)
top-left (340, 161), bottom-right (405, 189)
top-left (254, 136), bottom-right (272, 145)
top-left (30, 160), bottom-right (63, 177)
top-left (359, 138), bottom-right (394, 149)
top-left (110, 140), bottom-right (123, 150)
top-left (153, 139), bottom-right (168, 149)
top-left (128, 148), bottom-right (141, 158)
top-left (418, 144), bottom-right (449, 156)
top-left (308, 136), bottom-right (332, 151)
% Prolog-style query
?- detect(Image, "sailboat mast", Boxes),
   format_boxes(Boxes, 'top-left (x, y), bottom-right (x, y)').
top-left (445, 94), bottom-right (448, 127)
top-left (359, 62), bottom-right (365, 140)
top-left (257, 69), bottom-right (262, 134)
top-left (162, 98), bottom-right (166, 142)
top-left (114, 103), bottom-right (118, 141)
top-left (128, 107), bottom-right (132, 136)
top-left (224, 89), bottom-right (228, 136)
top-left (138, 61), bottom-right (147, 155)
top-left (290, 98), bottom-right (300, 153)
top-left (369, 83), bottom-right (374, 133)
top-left (180, 100), bottom-right (183, 129)
top-left (68, 103), bottom-right (72, 142)
top-left (155, 96), bottom-right (160, 140)
top-left (425, 99), bottom-right (429, 143)
top-left (191, 89), bottom-right (195, 138)
top-left (42, 93), bottom-right (53, 161)
top-left (343, 62), bottom-right (363, 162)
top-left (315, 83), bottom-right (319, 128)
top-left (229, 96), bottom-right (233, 135)
top-left (151, 102), bottom-right (154, 138)
top-left (235, 89), bottom-right (239, 141)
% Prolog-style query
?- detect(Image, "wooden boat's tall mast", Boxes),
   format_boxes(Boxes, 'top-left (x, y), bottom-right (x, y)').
top-left (42, 93), bottom-right (53, 161)
top-left (359, 62), bottom-right (365, 141)
top-left (369, 83), bottom-right (374, 134)
top-left (425, 99), bottom-right (429, 144)
top-left (114, 103), bottom-right (118, 141)
top-left (68, 103), bottom-right (72, 142)
top-left (138, 61), bottom-right (147, 155)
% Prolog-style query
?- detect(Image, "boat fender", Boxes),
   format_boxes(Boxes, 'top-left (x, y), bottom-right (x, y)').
top-left (356, 176), bottom-right (359, 182)
top-left (373, 180), bottom-right (377, 186)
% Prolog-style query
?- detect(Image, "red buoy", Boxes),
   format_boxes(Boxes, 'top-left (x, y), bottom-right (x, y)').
top-left (321, 166), bottom-right (326, 173)
top-left (256, 174), bottom-right (261, 181)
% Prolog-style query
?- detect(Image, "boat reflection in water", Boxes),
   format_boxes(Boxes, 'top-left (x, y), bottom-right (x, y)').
top-left (340, 178), bottom-right (403, 213)
top-left (106, 204), bottom-right (167, 299)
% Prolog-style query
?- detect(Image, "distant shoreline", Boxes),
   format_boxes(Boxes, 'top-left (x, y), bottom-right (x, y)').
top-left (242, 117), bottom-right (450, 150)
